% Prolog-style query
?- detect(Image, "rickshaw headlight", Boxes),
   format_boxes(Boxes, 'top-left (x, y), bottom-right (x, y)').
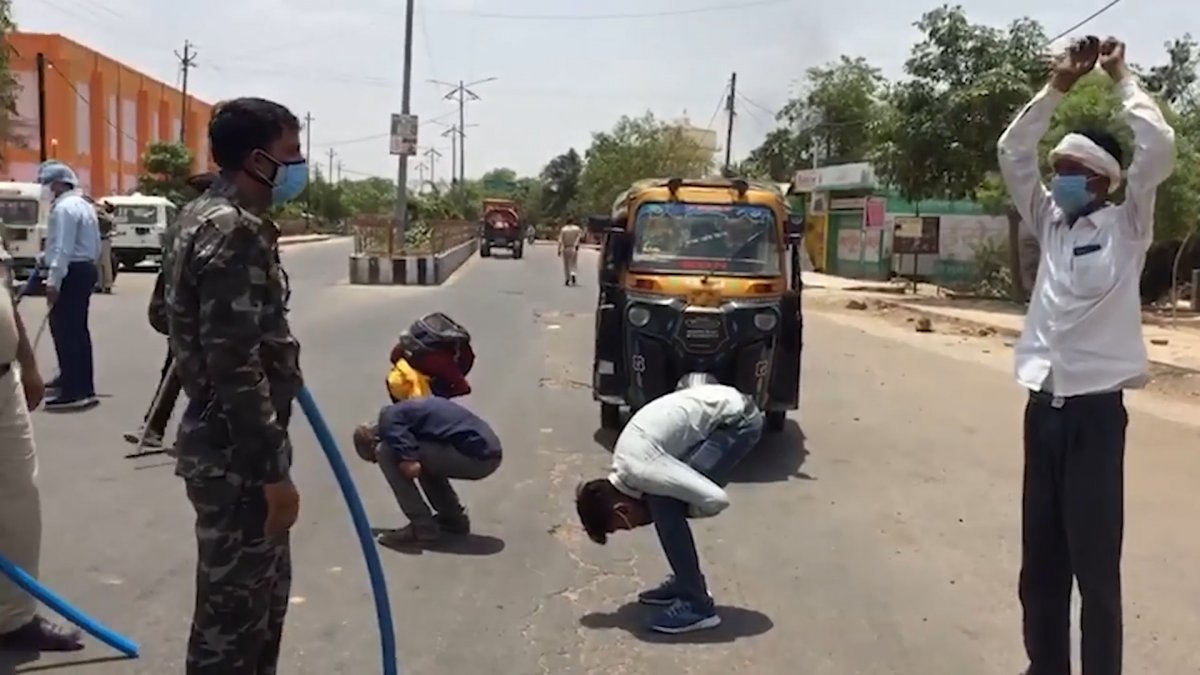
top-left (628, 305), bottom-right (652, 328)
top-left (753, 311), bottom-right (778, 332)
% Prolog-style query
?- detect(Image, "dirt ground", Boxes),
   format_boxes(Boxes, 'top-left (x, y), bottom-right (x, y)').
top-left (803, 289), bottom-right (1200, 402)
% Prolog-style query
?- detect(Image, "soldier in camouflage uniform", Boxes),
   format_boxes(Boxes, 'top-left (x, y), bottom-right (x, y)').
top-left (167, 98), bottom-right (308, 674)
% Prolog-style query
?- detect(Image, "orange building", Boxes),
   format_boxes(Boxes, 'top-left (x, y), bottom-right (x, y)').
top-left (2, 32), bottom-right (215, 195)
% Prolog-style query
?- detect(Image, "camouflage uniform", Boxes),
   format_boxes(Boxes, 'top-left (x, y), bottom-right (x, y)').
top-left (167, 178), bottom-right (302, 674)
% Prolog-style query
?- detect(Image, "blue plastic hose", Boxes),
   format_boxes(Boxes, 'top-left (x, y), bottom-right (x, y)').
top-left (0, 553), bottom-right (139, 658)
top-left (296, 386), bottom-right (398, 675)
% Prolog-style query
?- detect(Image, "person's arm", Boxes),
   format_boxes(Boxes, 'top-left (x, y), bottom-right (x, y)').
top-left (378, 402), bottom-right (422, 461)
top-left (13, 308), bottom-right (36, 373)
top-left (44, 202), bottom-right (79, 288)
top-left (556, 229), bottom-right (564, 255)
top-left (195, 221), bottom-right (289, 484)
top-left (1116, 77), bottom-right (1176, 244)
top-left (996, 86), bottom-right (1063, 243)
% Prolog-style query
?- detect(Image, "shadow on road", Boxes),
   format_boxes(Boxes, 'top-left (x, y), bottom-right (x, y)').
top-left (371, 528), bottom-right (506, 557)
top-left (578, 602), bottom-right (773, 644)
top-left (729, 420), bottom-right (810, 483)
top-left (592, 428), bottom-right (619, 452)
top-left (0, 653), bottom-right (131, 674)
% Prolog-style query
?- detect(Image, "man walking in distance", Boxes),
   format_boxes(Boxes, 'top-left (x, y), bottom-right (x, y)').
top-left (169, 99), bottom-right (307, 674)
top-left (0, 243), bottom-right (84, 653)
top-left (997, 36), bottom-right (1175, 675)
top-left (557, 218), bottom-right (583, 286)
top-left (93, 199), bottom-right (115, 294)
top-left (37, 161), bottom-right (101, 411)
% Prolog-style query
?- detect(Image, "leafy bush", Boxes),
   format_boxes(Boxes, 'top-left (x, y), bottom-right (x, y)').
top-left (970, 237), bottom-right (1014, 298)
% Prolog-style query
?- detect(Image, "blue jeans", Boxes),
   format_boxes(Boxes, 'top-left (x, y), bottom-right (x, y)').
top-left (645, 410), bottom-right (764, 605)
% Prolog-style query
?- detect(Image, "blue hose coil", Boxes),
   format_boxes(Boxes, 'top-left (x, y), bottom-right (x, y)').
top-left (296, 386), bottom-right (398, 675)
top-left (0, 553), bottom-right (139, 658)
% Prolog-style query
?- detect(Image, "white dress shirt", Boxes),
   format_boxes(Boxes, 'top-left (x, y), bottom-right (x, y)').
top-left (997, 77), bottom-right (1176, 397)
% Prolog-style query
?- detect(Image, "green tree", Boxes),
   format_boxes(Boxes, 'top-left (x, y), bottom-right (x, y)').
top-left (0, 1), bottom-right (20, 158)
top-left (341, 176), bottom-right (395, 215)
top-left (1136, 34), bottom-right (1199, 108)
top-left (578, 112), bottom-right (711, 216)
top-left (136, 141), bottom-right (194, 205)
top-left (479, 167), bottom-right (519, 198)
top-left (539, 148), bottom-right (582, 218)
top-left (743, 56), bottom-right (887, 180)
top-left (871, 6), bottom-right (1049, 204)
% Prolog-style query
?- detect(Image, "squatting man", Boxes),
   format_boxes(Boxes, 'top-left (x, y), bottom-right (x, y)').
top-left (574, 373), bottom-right (763, 634)
top-left (998, 35), bottom-right (1175, 675)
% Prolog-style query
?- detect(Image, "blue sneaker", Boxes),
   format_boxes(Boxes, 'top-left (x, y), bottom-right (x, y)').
top-left (637, 578), bottom-right (681, 606)
top-left (648, 599), bottom-right (721, 634)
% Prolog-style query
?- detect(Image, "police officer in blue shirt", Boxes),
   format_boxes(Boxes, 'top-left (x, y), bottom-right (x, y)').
top-left (37, 161), bottom-right (101, 412)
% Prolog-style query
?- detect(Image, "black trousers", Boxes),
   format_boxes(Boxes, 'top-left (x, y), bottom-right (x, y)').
top-left (1021, 390), bottom-right (1126, 675)
top-left (48, 261), bottom-right (98, 400)
top-left (145, 347), bottom-right (183, 436)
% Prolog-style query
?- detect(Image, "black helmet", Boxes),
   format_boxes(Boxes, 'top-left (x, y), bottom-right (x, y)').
top-left (676, 372), bottom-right (719, 390)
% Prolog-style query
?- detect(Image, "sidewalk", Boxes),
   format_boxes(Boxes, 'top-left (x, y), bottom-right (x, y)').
top-left (803, 271), bottom-right (1200, 373)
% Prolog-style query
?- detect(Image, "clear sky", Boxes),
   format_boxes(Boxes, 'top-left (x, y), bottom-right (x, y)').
top-left (18, 0), bottom-right (1192, 181)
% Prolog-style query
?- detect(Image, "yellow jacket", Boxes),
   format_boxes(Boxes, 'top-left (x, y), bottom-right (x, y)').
top-left (387, 358), bottom-right (432, 402)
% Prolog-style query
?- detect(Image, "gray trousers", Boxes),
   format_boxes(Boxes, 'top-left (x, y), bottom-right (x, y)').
top-left (377, 441), bottom-right (500, 527)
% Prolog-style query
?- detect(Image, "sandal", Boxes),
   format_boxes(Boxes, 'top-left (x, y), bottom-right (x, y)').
top-left (376, 524), bottom-right (440, 547)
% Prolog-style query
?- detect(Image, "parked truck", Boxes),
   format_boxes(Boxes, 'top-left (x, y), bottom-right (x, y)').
top-left (480, 198), bottom-right (524, 259)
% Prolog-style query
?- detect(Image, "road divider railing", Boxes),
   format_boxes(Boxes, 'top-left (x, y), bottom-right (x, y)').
top-left (350, 217), bottom-right (479, 285)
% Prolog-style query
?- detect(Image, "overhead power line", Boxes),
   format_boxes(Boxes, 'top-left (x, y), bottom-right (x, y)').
top-left (1047, 0), bottom-right (1125, 43)
top-left (437, 0), bottom-right (794, 21)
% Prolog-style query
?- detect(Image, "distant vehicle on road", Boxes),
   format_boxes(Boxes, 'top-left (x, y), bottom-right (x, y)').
top-left (99, 193), bottom-right (178, 270)
top-left (0, 181), bottom-right (48, 283)
top-left (480, 198), bottom-right (524, 259)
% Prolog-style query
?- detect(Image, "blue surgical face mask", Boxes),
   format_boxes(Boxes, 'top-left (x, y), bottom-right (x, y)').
top-left (271, 160), bottom-right (308, 205)
top-left (1049, 174), bottom-right (1094, 216)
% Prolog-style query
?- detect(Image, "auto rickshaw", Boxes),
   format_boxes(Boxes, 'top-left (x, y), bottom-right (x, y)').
top-left (588, 177), bottom-right (805, 433)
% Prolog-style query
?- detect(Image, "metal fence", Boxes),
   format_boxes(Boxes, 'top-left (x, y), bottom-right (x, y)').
top-left (352, 216), bottom-right (476, 257)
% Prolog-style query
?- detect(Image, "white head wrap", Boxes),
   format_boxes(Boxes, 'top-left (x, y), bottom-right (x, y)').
top-left (1048, 133), bottom-right (1122, 193)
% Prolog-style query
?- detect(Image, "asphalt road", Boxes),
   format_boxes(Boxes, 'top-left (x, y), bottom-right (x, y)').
top-left (4, 240), bottom-right (1199, 674)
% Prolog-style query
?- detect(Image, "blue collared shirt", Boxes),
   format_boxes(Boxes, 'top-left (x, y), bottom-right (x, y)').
top-left (44, 190), bottom-right (101, 288)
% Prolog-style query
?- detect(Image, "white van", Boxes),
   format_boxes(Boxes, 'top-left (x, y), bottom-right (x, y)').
top-left (0, 182), bottom-right (49, 280)
top-left (100, 193), bottom-right (177, 270)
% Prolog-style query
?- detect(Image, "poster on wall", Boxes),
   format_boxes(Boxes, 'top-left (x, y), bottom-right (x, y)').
top-left (808, 192), bottom-right (828, 215)
top-left (863, 196), bottom-right (886, 229)
top-left (837, 227), bottom-right (862, 261)
top-left (893, 216), bottom-right (940, 254)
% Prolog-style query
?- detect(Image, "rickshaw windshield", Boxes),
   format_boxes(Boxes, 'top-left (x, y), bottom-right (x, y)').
top-left (631, 202), bottom-right (780, 276)
top-left (113, 205), bottom-right (160, 226)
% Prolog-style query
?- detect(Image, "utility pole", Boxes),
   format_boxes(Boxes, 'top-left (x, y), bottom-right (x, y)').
top-left (35, 53), bottom-right (47, 162)
top-left (723, 72), bottom-right (737, 176)
top-left (327, 148), bottom-right (335, 182)
top-left (416, 162), bottom-right (427, 189)
top-left (423, 146), bottom-right (442, 186)
top-left (336, 161), bottom-right (343, 184)
top-left (393, 0), bottom-right (416, 246)
top-left (175, 41), bottom-right (198, 143)
top-left (429, 77), bottom-right (496, 195)
top-left (303, 112), bottom-right (313, 228)
top-left (441, 125), bottom-right (459, 185)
